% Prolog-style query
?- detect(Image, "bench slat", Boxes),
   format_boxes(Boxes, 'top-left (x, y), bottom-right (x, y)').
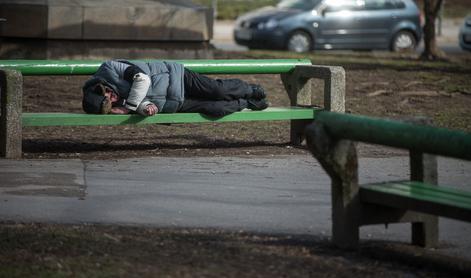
top-left (0, 59), bottom-right (312, 75)
top-left (360, 181), bottom-right (471, 222)
top-left (22, 107), bottom-right (318, 127)
top-left (380, 182), bottom-right (471, 204)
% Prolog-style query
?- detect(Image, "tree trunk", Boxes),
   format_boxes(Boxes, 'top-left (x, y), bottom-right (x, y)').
top-left (420, 0), bottom-right (446, 60)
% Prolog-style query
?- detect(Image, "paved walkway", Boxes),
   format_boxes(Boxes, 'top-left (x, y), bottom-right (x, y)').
top-left (1, 155), bottom-right (470, 259)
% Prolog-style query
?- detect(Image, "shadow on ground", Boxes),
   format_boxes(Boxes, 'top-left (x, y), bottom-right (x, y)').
top-left (0, 223), bottom-right (469, 277)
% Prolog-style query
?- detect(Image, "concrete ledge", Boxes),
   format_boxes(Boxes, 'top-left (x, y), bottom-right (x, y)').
top-left (0, 38), bottom-right (214, 59)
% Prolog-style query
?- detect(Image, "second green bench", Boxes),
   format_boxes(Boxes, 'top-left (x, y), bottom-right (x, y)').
top-left (306, 111), bottom-right (471, 249)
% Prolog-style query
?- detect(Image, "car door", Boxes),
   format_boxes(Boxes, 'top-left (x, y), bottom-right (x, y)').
top-left (316, 0), bottom-right (395, 49)
top-left (315, 0), bottom-right (361, 49)
top-left (351, 0), bottom-right (397, 48)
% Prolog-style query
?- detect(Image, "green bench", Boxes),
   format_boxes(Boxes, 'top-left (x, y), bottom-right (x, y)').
top-left (306, 111), bottom-right (471, 249)
top-left (0, 59), bottom-right (346, 158)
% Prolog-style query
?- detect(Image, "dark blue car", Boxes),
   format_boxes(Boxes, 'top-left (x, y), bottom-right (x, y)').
top-left (459, 15), bottom-right (471, 51)
top-left (234, 0), bottom-right (422, 52)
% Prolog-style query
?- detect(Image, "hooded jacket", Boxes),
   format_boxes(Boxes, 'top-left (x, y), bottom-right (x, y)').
top-left (82, 60), bottom-right (185, 113)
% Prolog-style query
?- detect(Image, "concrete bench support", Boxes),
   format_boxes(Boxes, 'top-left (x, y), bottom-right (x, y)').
top-left (0, 69), bottom-right (22, 159)
top-left (409, 151), bottom-right (439, 247)
top-left (281, 65), bottom-right (345, 145)
top-left (306, 123), bottom-right (361, 249)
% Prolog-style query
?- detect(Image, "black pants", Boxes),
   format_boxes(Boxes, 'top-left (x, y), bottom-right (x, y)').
top-left (179, 69), bottom-right (253, 117)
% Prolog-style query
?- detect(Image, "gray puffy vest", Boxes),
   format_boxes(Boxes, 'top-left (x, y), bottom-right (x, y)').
top-left (86, 60), bottom-right (185, 113)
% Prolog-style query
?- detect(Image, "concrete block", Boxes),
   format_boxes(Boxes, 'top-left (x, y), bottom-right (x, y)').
top-left (0, 0), bottom-right (212, 41)
top-left (48, 5), bottom-right (83, 39)
top-left (83, 4), bottom-right (211, 41)
top-left (0, 3), bottom-right (48, 38)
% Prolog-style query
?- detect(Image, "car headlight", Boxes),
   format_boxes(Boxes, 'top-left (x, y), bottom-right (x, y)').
top-left (258, 19), bottom-right (278, 30)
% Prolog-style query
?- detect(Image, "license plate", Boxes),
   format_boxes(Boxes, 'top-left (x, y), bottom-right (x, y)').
top-left (237, 29), bottom-right (252, 40)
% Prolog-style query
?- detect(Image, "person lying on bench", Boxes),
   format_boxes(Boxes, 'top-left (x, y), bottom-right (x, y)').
top-left (82, 60), bottom-right (268, 117)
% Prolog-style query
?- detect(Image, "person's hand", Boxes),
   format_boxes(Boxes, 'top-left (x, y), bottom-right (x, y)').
top-left (145, 103), bottom-right (158, 116)
top-left (111, 107), bottom-right (130, 114)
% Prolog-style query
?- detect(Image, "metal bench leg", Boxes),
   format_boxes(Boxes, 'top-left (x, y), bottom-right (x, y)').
top-left (410, 151), bottom-right (439, 247)
top-left (306, 122), bottom-right (360, 249)
top-left (0, 69), bottom-right (22, 159)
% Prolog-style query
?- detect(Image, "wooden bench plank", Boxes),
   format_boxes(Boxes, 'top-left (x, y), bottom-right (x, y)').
top-left (22, 107), bottom-right (319, 127)
top-left (360, 181), bottom-right (471, 222)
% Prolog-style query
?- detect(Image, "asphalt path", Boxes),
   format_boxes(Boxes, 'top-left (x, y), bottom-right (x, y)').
top-left (1, 155), bottom-right (470, 260)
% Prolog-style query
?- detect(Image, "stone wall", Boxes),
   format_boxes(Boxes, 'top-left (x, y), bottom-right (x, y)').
top-left (0, 0), bottom-right (214, 59)
top-left (0, 0), bottom-right (213, 41)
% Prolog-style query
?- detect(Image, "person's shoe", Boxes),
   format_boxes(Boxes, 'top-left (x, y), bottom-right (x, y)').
top-left (250, 84), bottom-right (266, 100)
top-left (247, 98), bottom-right (269, 111)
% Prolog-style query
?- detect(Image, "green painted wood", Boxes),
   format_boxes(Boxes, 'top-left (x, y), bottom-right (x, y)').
top-left (22, 107), bottom-right (318, 127)
top-left (363, 181), bottom-right (471, 207)
top-left (315, 111), bottom-right (471, 161)
top-left (360, 181), bottom-right (471, 221)
top-left (0, 59), bottom-right (312, 75)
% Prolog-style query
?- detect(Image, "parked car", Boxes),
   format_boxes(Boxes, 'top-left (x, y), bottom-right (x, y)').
top-left (459, 15), bottom-right (471, 51)
top-left (234, 0), bottom-right (422, 52)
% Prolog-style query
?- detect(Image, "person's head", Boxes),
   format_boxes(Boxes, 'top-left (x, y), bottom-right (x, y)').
top-left (82, 83), bottom-right (120, 114)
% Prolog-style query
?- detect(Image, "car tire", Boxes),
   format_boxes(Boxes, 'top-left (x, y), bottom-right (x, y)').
top-left (391, 30), bottom-right (417, 52)
top-left (287, 31), bottom-right (312, 53)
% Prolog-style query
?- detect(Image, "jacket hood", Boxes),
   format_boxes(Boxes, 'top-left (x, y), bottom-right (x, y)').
top-left (82, 76), bottom-right (115, 93)
top-left (82, 77), bottom-right (113, 114)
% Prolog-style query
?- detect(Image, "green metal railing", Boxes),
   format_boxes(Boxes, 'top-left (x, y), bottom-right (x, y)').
top-left (315, 111), bottom-right (471, 160)
top-left (0, 59), bottom-right (312, 75)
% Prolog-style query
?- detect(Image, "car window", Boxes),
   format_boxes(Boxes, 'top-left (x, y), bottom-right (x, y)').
top-left (277, 0), bottom-right (322, 10)
top-left (324, 0), bottom-right (405, 12)
top-left (389, 0), bottom-right (406, 9)
top-left (362, 0), bottom-right (406, 10)
top-left (323, 0), bottom-right (362, 12)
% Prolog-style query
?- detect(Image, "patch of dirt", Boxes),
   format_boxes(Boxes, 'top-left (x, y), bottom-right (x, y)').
top-left (1, 223), bottom-right (469, 277)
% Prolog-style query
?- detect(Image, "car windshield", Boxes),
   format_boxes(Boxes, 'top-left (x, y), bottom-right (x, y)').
top-left (277, 0), bottom-right (322, 10)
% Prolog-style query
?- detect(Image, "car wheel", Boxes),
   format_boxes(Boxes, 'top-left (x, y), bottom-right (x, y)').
top-left (391, 30), bottom-right (417, 52)
top-left (287, 31), bottom-right (312, 53)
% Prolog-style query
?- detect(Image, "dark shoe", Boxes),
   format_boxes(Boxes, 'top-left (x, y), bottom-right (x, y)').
top-left (247, 99), bottom-right (269, 111)
top-left (250, 84), bottom-right (266, 100)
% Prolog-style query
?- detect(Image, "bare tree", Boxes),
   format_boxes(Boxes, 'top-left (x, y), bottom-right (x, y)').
top-left (420, 0), bottom-right (446, 60)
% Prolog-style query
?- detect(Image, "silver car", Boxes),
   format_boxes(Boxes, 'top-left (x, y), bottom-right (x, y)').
top-left (459, 15), bottom-right (471, 51)
top-left (234, 0), bottom-right (422, 52)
